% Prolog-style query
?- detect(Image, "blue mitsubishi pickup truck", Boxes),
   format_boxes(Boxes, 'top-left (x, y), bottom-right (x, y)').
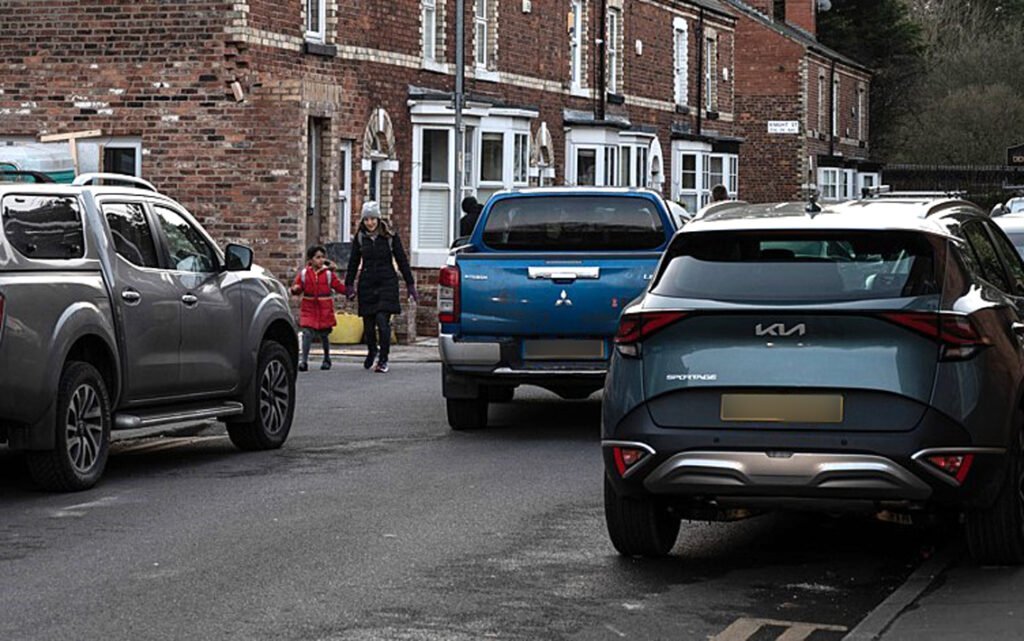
top-left (438, 187), bottom-right (678, 429)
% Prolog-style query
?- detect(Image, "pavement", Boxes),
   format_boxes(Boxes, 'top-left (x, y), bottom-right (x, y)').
top-left (852, 545), bottom-right (1024, 641)
top-left (309, 336), bottom-right (441, 363)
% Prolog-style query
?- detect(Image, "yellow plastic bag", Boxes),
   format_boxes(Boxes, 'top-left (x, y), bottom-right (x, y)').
top-left (329, 312), bottom-right (364, 344)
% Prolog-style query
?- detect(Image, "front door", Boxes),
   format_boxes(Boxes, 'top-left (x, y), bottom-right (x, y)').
top-left (99, 200), bottom-right (181, 401)
top-left (151, 202), bottom-right (242, 396)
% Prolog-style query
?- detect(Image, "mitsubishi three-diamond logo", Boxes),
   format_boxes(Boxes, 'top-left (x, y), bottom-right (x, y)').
top-left (555, 290), bottom-right (572, 306)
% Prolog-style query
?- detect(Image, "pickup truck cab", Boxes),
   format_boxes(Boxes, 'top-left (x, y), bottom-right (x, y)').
top-left (0, 173), bottom-right (299, 491)
top-left (438, 187), bottom-right (677, 429)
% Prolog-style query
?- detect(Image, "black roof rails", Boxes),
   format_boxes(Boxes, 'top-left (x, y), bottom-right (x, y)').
top-left (0, 169), bottom-right (56, 184)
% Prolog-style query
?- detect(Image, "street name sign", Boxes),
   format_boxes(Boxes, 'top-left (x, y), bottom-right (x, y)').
top-left (767, 121), bottom-right (800, 135)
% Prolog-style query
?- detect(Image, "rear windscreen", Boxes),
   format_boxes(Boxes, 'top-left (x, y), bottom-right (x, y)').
top-left (481, 196), bottom-right (666, 251)
top-left (653, 230), bottom-right (942, 302)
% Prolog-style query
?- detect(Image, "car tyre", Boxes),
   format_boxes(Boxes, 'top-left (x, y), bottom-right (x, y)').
top-left (227, 341), bottom-right (296, 451)
top-left (26, 361), bottom-right (112, 492)
top-left (446, 398), bottom-right (488, 430)
top-left (604, 475), bottom-right (680, 557)
top-left (966, 426), bottom-right (1024, 565)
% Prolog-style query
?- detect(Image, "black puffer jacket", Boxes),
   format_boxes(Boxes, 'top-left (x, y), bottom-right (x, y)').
top-left (344, 224), bottom-right (415, 316)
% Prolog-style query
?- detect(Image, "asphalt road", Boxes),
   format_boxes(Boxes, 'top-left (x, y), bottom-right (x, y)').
top-left (0, 361), bottom-right (951, 641)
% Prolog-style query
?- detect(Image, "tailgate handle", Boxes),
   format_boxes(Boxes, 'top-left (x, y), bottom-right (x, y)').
top-left (528, 267), bottom-right (600, 281)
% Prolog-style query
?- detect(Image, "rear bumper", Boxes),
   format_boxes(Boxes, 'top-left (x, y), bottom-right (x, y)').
top-left (603, 405), bottom-right (1010, 511)
top-left (441, 334), bottom-right (607, 398)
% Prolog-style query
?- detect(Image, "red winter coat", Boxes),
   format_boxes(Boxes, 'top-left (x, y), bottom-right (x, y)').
top-left (291, 266), bottom-right (347, 330)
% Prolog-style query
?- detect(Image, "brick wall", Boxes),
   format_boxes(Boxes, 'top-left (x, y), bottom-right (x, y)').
top-left (1, 0), bottom-right (743, 340)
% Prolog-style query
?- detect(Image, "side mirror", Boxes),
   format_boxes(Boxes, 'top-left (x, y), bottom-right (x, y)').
top-left (225, 243), bottom-right (254, 271)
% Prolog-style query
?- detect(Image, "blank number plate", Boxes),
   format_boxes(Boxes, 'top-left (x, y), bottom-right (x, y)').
top-left (522, 339), bottom-right (606, 360)
top-left (720, 393), bottom-right (844, 423)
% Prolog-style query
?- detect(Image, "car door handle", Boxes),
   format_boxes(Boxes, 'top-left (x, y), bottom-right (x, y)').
top-left (1013, 322), bottom-right (1024, 336)
top-left (121, 289), bottom-right (141, 304)
top-left (181, 294), bottom-right (199, 306)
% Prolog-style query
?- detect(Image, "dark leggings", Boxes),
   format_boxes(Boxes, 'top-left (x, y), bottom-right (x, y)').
top-left (362, 313), bottom-right (391, 362)
top-left (300, 328), bottom-right (331, 364)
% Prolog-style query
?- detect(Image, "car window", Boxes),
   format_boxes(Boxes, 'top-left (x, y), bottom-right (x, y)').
top-left (1, 194), bottom-right (84, 259)
top-left (102, 202), bottom-right (160, 268)
top-left (962, 221), bottom-right (1011, 292)
top-left (985, 220), bottom-right (1024, 295)
top-left (152, 204), bottom-right (218, 273)
top-left (481, 196), bottom-right (666, 251)
top-left (652, 230), bottom-right (941, 303)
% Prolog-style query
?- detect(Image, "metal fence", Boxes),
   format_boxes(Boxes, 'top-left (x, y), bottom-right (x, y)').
top-left (883, 164), bottom-right (1024, 210)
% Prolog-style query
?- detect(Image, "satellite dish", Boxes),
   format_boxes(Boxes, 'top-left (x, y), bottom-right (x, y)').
top-left (818, 0), bottom-right (832, 10)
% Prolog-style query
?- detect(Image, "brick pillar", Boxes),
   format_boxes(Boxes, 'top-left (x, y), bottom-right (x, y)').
top-left (785, 0), bottom-right (816, 36)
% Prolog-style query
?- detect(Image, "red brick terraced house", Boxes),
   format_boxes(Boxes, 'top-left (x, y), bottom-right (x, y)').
top-left (0, 0), bottom-right (745, 337)
top-left (724, 0), bottom-right (877, 204)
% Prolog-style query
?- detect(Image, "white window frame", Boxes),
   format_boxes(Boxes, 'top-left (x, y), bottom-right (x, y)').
top-left (704, 35), bottom-right (716, 112)
top-left (570, 0), bottom-right (584, 90)
top-left (818, 167), bottom-right (839, 201)
top-left (607, 8), bottom-right (620, 94)
top-left (857, 86), bottom-right (866, 141)
top-left (411, 124), bottom-right (456, 267)
top-left (817, 75), bottom-right (826, 134)
top-left (422, 0), bottom-right (437, 62)
top-left (514, 132), bottom-right (529, 185)
top-left (671, 141), bottom-right (739, 210)
top-left (832, 76), bottom-right (840, 136)
top-left (305, 0), bottom-right (326, 43)
top-left (673, 18), bottom-right (689, 107)
top-left (475, 0), bottom-right (489, 69)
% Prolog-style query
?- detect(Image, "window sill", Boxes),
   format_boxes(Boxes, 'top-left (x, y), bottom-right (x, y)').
top-left (474, 68), bottom-right (500, 83)
top-left (569, 85), bottom-right (590, 99)
top-left (304, 41), bottom-right (337, 57)
top-left (705, 110), bottom-right (720, 120)
top-left (675, 104), bottom-right (690, 115)
top-left (421, 59), bottom-right (450, 74)
top-left (606, 92), bottom-right (625, 105)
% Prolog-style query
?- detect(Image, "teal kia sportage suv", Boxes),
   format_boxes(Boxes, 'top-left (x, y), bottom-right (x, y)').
top-left (602, 198), bottom-right (1024, 564)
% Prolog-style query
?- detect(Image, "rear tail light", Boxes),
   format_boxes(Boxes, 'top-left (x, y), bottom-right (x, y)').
top-left (880, 312), bottom-right (990, 361)
top-left (614, 311), bottom-right (688, 357)
top-left (438, 265), bottom-right (460, 324)
top-left (612, 446), bottom-right (651, 476)
top-left (924, 454), bottom-right (974, 484)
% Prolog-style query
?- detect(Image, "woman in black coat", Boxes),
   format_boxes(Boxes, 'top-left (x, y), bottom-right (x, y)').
top-left (345, 201), bottom-right (418, 373)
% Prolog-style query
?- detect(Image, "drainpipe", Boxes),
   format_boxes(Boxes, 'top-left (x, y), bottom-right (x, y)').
top-left (696, 7), bottom-right (705, 136)
top-left (454, 0), bottom-right (465, 233)
top-left (596, 0), bottom-right (607, 122)
top-left (828, 58), bottom-right (836, 157)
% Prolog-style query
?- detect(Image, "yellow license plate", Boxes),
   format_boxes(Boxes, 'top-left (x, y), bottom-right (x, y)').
top-left (720, 393), bottom-right (844, 423)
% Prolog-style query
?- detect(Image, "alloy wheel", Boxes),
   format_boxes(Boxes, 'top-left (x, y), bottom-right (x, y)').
top-left (258, 360), bottom-right (290, 435)
top-left (65, 383), bottom-right (103, 474)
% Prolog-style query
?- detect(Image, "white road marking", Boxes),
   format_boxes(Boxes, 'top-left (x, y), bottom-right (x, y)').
top-left (51, 495), bottom-right (119, 518)
top-left (712, 618), bottom-right (847, 641)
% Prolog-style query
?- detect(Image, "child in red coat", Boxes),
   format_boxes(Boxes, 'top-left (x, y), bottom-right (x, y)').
top-left (291, 245), bottom-right (347, 371)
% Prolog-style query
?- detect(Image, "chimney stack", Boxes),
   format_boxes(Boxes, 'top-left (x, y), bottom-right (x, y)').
top-left (785, 0), bottom-right (817, 36)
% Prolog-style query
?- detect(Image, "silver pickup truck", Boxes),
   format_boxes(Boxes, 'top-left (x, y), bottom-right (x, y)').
top-left (0, 173), bottom-right (299, 491)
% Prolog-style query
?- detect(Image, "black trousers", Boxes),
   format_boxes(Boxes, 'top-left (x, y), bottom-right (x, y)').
top-left (362, 313), bottom-right (391, 361)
